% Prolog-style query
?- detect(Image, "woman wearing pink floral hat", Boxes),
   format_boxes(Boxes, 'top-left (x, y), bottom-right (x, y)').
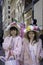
top-left (22, 25), bottom-right (42, 65)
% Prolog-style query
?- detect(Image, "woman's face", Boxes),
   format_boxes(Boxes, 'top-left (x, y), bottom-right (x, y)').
top-left (10, 30), bottom-right (17, 36)
top-left (28, 31), bottom-right (35, 39)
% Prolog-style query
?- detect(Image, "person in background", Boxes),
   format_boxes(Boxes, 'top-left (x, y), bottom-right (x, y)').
top-left (0, 30), bottom-right (4, 65)
top-left (39, 30), bottom-right (43, 65)
top-left (20, 23), bottom-right (25, 38)
top-left (2, 22), bottom-right (23, 65)
top-left (0, 30), bottom-right (4, 48)
top-left (33, 19), bottom-right (37, 26)
top-left (22, 25), bottom-right (42, 65)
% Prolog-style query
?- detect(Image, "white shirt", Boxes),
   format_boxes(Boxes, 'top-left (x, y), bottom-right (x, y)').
top-left (29, 43), bottom-right (37, 65)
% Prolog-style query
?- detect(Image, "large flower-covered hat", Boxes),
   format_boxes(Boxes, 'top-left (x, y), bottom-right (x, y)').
top-left (24, 25), bottom-right (40, 33)
top-left (10, 22), bottom-right (18, 28)
top-left (10, 22), bottom-right (20, 31)
top-left (5, 22), bottom-right (20, 32)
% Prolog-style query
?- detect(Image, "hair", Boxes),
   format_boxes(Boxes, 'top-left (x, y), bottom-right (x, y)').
top-left (27, 31), bottom-right (38, 43)
top-left (33, 19), bottom-right (37, 26)
top-left (9, 27), bottom-right (19, 36)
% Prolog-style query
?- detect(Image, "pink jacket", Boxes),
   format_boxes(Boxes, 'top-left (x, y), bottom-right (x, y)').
top-left (2, 36), bottom-right (23, 61)
top-left (22, 38), bottom-right (42, 65)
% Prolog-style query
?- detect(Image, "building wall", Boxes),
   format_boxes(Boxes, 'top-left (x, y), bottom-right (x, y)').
top-left (2, 0), bottom-right (11, 30)
top-left (10, 0), bottom-right (16, 21)
top-left (2, 0), bottom-right (11, 37)
top-left (42, 0), bottom-right (43, 29)
top-left (0, 5), bottom-right (3, 38)
top-left (10, 0), bottom-right (24, 22)
top-left (34, 0), bottom-right (43, 29)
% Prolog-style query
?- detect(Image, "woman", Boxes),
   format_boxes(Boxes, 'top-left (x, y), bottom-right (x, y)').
top-left (23, 25), bottom-right (42, 65)
top-left (2, 22), bottom-right (23, 65)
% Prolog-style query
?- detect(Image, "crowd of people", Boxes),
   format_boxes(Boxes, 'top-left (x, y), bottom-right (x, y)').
top-left (0, 19), bottom-right (43, 65)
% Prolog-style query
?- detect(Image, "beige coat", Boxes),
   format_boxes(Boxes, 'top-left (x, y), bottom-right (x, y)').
top-left (22, 38), bottom-right (42, 65)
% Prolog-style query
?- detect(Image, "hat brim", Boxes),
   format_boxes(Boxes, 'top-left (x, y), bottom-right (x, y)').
top-left (24, 29), bottom-right (39, 34)
top-left (10, 26), bottom-right (18, 31)
top-left (10, 24), bottom-right (20, 31)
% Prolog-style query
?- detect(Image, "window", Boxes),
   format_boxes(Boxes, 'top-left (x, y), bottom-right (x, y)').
top-left (25, 0), bottom-right (32, 8)
top-left (8, 1), bottom-right (10, 4)
top-left (8, 16), bottom-right (10, 19)
top-left (8, 6), bottom-right (10, 9)
top-left (8, 11), bottom-right (10, 13)
top-left (25, 0), bottom-right (39, 8)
